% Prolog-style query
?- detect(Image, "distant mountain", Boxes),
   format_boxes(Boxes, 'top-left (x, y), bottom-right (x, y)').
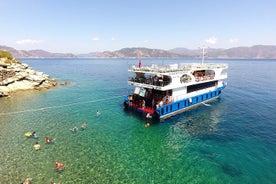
top-left (169, 45), bottom-right (276, 59)
top-left (77, 52), bottom-right (99, 58)
top-left (169, 48), bottom-right (200, 57)
top-left (28, 49), bottom-right (75, 58)
top-left (0, 45), bottom-right (76, 58)
top-left (208, 45), bottom-right (276, 59)
top-left (1, 45), bottom-right (276, 59)
top-left (97, 47), bottom-right (184, 58)
top-left (0, 45), bottom-right (33, 58)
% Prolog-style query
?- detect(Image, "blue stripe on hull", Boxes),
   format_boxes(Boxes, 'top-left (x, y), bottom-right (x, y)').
top-left (156, 87), bottom-right (225, 120)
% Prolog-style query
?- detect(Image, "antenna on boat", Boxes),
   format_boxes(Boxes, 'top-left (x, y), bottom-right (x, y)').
top-left (201, 46), bottom-right (206, 64)
top-left (199, 46), bottom-right (209, 64)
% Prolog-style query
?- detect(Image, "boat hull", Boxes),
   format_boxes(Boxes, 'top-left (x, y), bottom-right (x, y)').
top-left (124, 86), bottom-right (225, 120)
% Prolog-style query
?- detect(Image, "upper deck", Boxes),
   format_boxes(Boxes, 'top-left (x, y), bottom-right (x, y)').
top-left (128, 63), bottom-right (228, 75)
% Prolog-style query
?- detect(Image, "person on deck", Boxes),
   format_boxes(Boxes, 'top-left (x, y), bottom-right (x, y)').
top-left (138, 60), bottom-right (142, 68)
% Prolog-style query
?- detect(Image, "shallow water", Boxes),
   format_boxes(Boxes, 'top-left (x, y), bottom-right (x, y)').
top-left (0, 58), bottom-right (275, 183)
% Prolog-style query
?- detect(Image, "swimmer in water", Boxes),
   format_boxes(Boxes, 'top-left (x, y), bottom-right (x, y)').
top-left (96, 110), bottom-right (101, 116)
top-left (146, 113), bottom-right (152, 119)
top-left (71, 126), bottom-right (78, 133)
top-left (21, 177), bottom-right (32, 184)
top-left (145, 122), bottom-right (150, 127)
top-left (55, 161), bottom-right (64, 172)
top-left (31, 131), bottom-right (38, 139)
top-left (34, 142), bottom-right (40, 150)
top-left (50, 180), bottom-right (61, 184)
top-left (45, 137), bottom-right (54, 144)
top-left (81, 122), bottom-right (87, 130)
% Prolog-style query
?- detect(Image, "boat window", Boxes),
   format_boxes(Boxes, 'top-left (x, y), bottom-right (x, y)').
top-left (180, 74), bottom-right (192, 83)
top-left (193, 70), bottom-right (215, 82)
top-left (187, 81), bottom-right (217, 93)
top-left (129, 73), bottom-right (172, 87)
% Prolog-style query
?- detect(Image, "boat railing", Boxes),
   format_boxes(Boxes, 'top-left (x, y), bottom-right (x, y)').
top-left (129, 63), bottom-right (228, 73)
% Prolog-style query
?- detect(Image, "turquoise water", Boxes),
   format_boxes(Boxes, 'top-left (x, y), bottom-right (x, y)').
top-left (0, 58), bottom-right (275, 183)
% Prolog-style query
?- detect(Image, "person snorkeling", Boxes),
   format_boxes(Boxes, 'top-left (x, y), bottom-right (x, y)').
top-left (50, 180), bottom-right (61, 184)
top-left (55, 161), bottom-right (64, 172)
top-left (34, 142), bottom-right (40, 150)
top-left (81, 122), bottom-right (87, 130)
top-left (25, 131), bottom-right (38, 138)
top-left (31, 131), bottom-right (38, 139)
top-left (70, 126), bottom-right (78, 133)
top-left (21, 177), bottom-right (32, 184)
top-left (45, 137), bottom-right (54, 144)
top-left (145, 122), bottom-right (150, 127)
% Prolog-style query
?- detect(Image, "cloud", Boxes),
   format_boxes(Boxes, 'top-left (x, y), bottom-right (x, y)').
top-left (229, 38), bottom-right (239, 43)
top-left (111, 37), bottom-right (115, 41)
top-left (92, 37), bottom-right (100, 41)
top-left (16, 39), bottom-right (42, 45)
top-left (205, 37), bottom-right (218, 44)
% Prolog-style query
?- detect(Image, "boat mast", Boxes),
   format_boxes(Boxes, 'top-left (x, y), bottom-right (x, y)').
top-left (201, 47), bottom-right (205, 64)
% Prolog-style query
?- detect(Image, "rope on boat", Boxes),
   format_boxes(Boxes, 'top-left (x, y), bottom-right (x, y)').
top-left (0, 95), bottom-right (126, 116)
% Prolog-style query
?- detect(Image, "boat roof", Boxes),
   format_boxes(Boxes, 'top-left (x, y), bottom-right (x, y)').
top-left (129, 63), bottom-right (228, 74)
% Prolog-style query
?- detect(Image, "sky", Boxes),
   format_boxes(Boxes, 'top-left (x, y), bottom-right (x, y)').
top-left (1, 0), bottom-right (276, 54)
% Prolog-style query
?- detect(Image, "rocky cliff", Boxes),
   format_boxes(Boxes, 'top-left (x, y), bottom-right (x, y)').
top-left (0, 50), bottom-right (57, 97)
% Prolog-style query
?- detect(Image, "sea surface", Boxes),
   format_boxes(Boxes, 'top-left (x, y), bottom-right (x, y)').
top-left (0, 58), bottom-right (275, 184)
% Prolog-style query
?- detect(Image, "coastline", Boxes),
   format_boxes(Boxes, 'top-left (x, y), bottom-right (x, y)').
top-left (0, 54), bottom-right (57, 97)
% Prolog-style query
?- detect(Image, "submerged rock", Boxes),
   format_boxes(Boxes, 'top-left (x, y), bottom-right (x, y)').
top-left (0, 50), bottom-right (57, 96)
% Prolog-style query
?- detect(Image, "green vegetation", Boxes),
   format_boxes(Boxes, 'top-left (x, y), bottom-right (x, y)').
top-left (0, 50), bottom-right (13, 59)
top-left (0, 50), bottom-right (21, 64)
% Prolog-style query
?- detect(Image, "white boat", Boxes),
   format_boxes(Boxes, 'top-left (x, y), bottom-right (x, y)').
top-left (124, 53), bottom-right (228, 120)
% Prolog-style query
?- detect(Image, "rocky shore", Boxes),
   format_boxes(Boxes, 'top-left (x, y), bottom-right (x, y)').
top-left (0, 51), bottom-right (57, 97)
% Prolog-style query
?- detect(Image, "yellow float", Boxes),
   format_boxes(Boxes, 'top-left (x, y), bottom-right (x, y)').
top-left (24, 132), bottom-right (32, 138)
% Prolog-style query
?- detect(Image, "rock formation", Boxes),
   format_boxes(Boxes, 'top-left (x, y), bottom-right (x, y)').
top-left (0, 50), bottom-right (57, 97)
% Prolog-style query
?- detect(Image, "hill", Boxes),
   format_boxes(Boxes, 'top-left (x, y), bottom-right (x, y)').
top-left (1, 45), bottom-right (276, 59)
top-left (0, 45), bottom-right (76, 58)
top-left (77, 52), bottom-right (99, 58)
top-left (169, 45), bottom-right (276, 59)
top-left (97, 47), bottom-right (185, 58)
